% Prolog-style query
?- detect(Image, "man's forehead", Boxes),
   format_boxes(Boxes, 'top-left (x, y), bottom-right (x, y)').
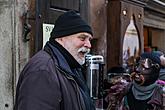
top-left (79, 32), bottom-right (93, 38)
top-left (61, 32), bottom-right (92, 39)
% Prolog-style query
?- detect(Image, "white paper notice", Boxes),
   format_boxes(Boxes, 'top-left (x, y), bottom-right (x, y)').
top-left (43, 23), bottom-right (54, 47)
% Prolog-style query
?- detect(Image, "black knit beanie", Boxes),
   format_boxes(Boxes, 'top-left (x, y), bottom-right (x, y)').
top-left (50, 10), bottom-right (93, 40)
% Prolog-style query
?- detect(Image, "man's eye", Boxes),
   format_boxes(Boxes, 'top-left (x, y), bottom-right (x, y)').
top-left (89, 37), bottom-right (92, 41)
top-left (78, 34), bottom-right (92, 41)
top-left (78, 36), bottom-right (86, 41)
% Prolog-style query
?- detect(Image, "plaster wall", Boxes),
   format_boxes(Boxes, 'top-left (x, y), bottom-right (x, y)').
top-left (0, 0), bottom-right (30, 110)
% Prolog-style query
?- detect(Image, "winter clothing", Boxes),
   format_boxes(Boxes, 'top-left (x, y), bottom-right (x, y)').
top-left (121, 83), bottom-right (163, 110)
top-left (50, 10), bottom-right (93, 40)
top-left (131, 81), bottom-right (157, 100)
top-left (14, 40), bottom-right (95, 110)
top-left (106, 52), bottom-right (164, 110)
top-left (106, 82), bottom-right (164, 110)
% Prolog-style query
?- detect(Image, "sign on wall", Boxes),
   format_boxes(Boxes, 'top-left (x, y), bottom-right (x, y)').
top-left (42, 23), bottom-right (54, 47)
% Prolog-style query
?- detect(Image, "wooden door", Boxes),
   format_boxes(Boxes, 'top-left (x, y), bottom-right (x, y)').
top-left (107, 0), bottom-right (144, 70)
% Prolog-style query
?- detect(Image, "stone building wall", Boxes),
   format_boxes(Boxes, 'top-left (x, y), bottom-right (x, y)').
top-left (0, 0), bottom-right (30, 110)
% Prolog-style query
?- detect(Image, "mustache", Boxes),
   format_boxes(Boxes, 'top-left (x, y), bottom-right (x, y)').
top-left (78, 47), bottom-right (90, 55)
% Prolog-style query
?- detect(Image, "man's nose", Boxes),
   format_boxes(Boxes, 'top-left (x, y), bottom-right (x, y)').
top-left (84, 40), bottom-right (91, 48)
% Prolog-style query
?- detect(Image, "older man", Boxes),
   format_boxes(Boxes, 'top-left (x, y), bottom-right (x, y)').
top-left (14, 10), bottom-right (95, 110)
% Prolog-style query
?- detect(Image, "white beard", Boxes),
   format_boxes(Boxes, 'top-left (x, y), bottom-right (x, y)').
top-left (76, 57), bottom-right (85, 65)
top-left (75, 47), bottom-right (90, 65)
top-left (61, 40), bottom-right (90, 65)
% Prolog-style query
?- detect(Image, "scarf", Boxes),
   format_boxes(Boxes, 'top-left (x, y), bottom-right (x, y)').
top-left (132, 81), bottom-right (157, 100)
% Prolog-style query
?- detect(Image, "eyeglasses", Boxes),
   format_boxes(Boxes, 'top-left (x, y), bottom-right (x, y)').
top-left (135, 58), bottom-right (160, 70)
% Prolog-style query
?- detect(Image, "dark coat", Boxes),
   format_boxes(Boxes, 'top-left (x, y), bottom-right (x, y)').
top-left (126, 85), bottom-right (163, 110)
top-left (14, 42), bottom-right (92, 110)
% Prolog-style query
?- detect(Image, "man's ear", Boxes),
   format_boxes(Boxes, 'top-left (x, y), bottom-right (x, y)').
top-left (55, 38), bottom-right (64, 46)
top-left (55, 38), bottom-right (63, 42)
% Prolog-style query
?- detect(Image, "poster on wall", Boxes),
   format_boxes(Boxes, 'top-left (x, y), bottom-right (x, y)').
top-left (43, 23), bottom-right (54, 47)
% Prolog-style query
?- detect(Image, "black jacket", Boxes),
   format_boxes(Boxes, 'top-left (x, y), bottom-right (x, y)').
top-left (14, 41), bottom-right (95, 110)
